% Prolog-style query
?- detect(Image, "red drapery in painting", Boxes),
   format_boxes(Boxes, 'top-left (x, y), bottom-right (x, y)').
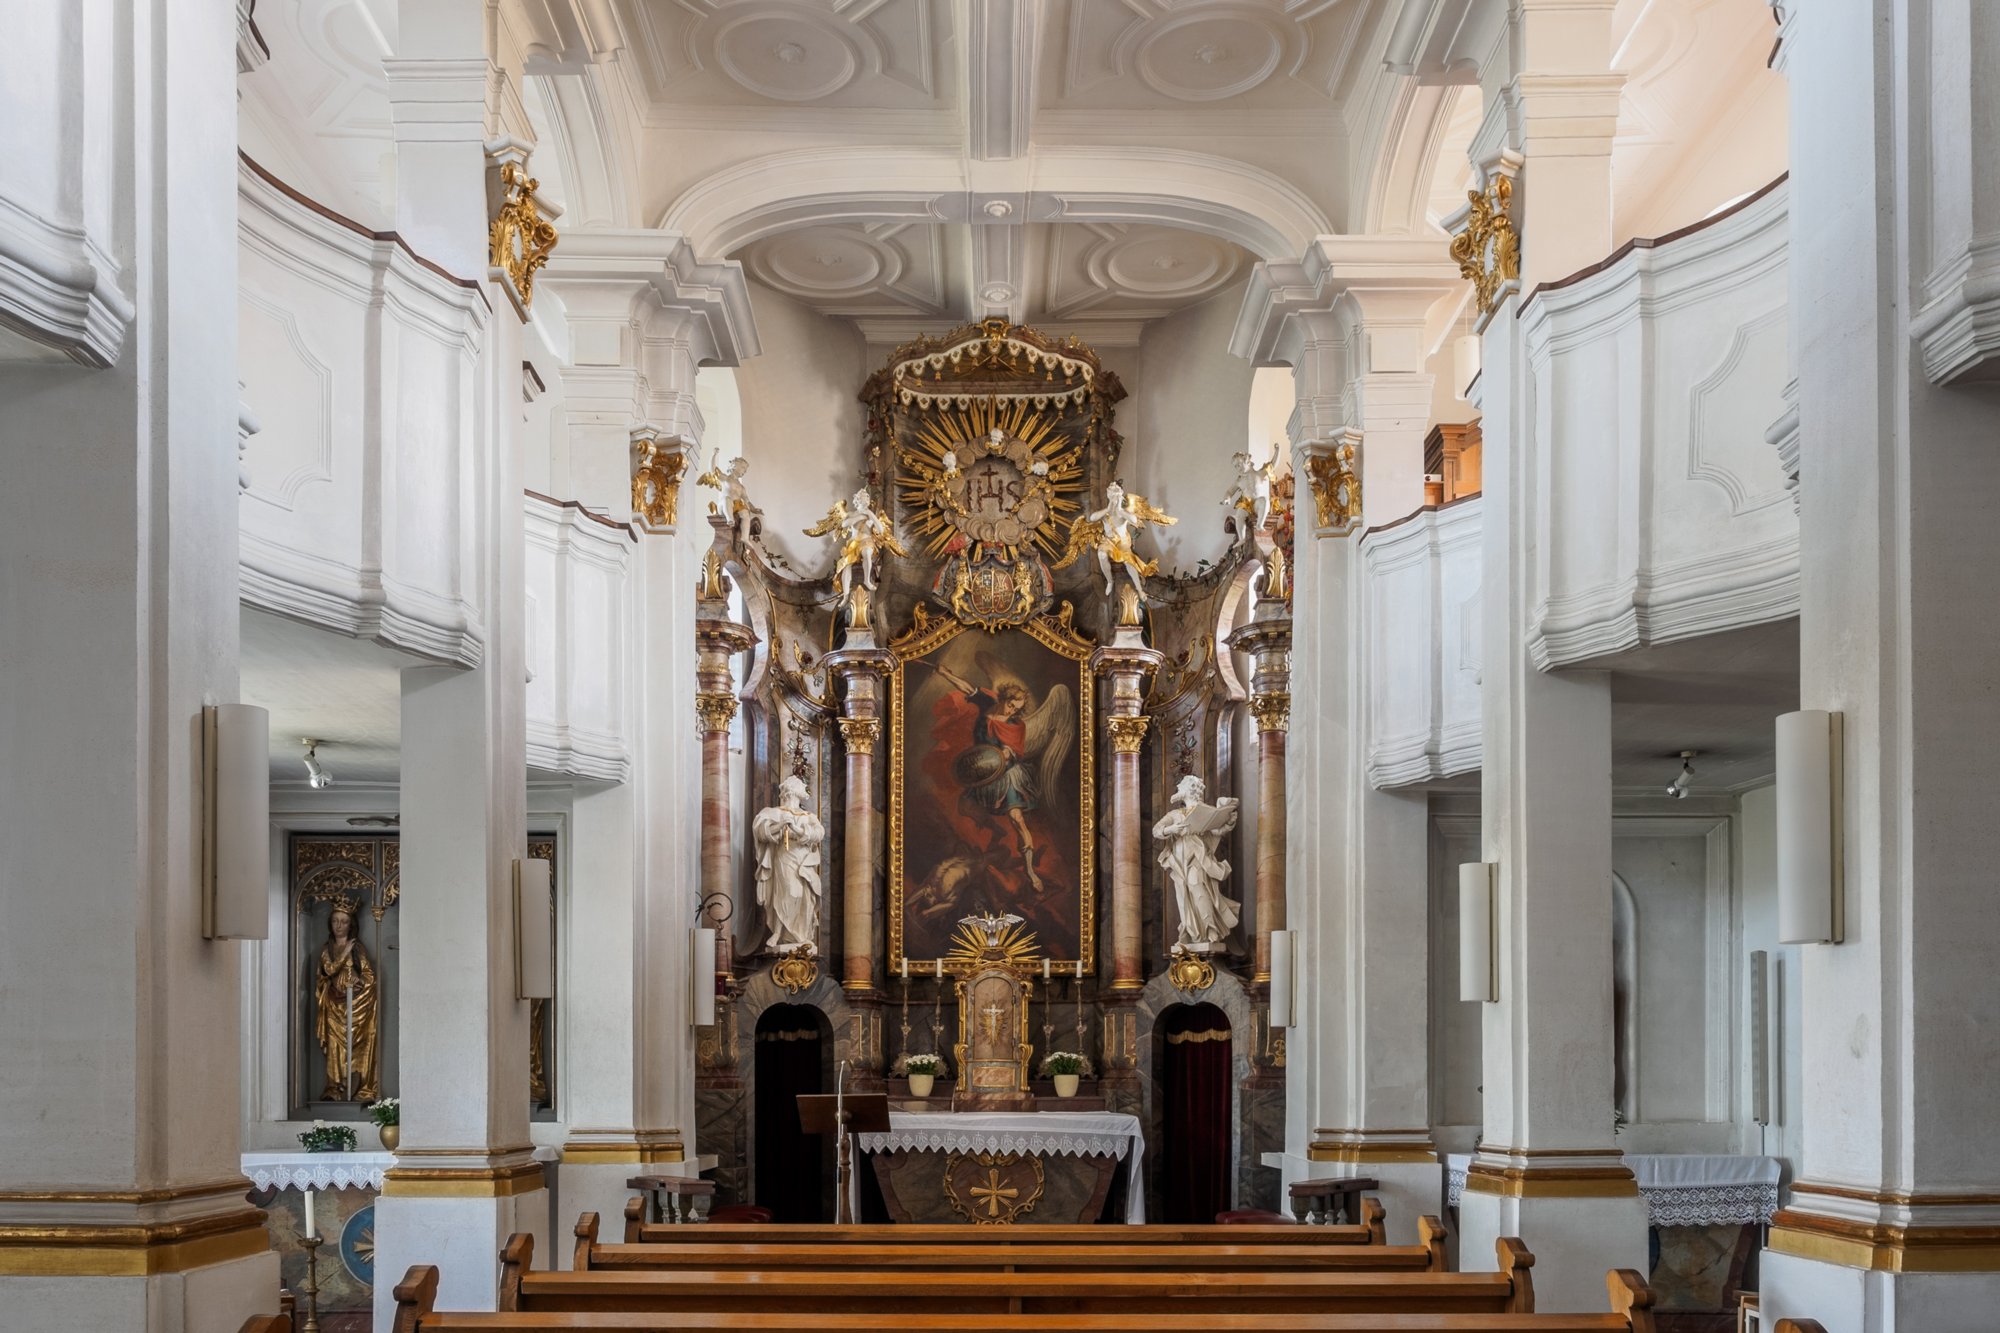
top-left (1160, 1001), bottom-right (1233, 1223)
top-left (754, 1004), bottom-right (829, 1223)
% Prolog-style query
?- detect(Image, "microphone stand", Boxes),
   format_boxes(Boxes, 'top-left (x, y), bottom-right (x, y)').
top-left (834, 1060), bottom-right (852, 1224)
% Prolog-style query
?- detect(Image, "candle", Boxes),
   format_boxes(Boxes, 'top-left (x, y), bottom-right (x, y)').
top-left (934, 958), bottom-right (943, 977)
top-left (1076, 960), bottom-right (1084, 979)
top-left (1042, 958), bottom-right (1051, 981)
top-left (303, 1187), bottom-right (316, 1240)
top-left (900, 957), bottom-right (909, 980)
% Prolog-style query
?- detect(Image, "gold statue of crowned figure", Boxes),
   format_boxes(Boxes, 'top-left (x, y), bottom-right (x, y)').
top-left (313, 896), bottom-right (380, 1102)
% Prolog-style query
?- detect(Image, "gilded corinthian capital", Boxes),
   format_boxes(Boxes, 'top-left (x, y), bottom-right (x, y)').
top-left (1106, 715), bottom-right (1151, 754)
top-left (694, 691), bottom-right (739, 734)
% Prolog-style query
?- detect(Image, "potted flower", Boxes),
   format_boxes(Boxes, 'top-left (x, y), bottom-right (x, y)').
top-left (903, 1054), bottom-right (945, 1098)
top-left (1041, 1052), bottom-right (1087, 1098)
top-left (368, 1097), bottom-right (400, 1151)
top-left (297, 1120), bottom-right (358, 1154)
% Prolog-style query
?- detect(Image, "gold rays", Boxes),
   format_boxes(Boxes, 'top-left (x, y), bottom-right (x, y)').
top-left (944, 916), bottom-right (1041, 972)
top-left (894, 397), bottom-right (1085, 562)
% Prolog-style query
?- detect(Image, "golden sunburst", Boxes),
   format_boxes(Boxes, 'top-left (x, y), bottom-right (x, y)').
top-left (943, 917), bottom-right (1041, 972)
top-left (895, 397), bottom-right (1085, 561)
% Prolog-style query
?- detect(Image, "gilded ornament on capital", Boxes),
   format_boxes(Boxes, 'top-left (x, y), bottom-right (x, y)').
top-left (632, 437), bottom-right (686, 529)
top-left (837, 716), bottom-right (881, 755)
top-left (1106, 714), bottom-right (1151, 755)
top-left (771, 946), bottom-right (819, 996)
top-left (694, 691), bottom-right (739, 734)
top-left (1449, 174), bottom-right (1520, 317)
top-left (1304, 441), bottom-right (1362, 534)
top-left (1249, 692), bottom-right (1292, 733)
top-left (489, 161), bottom-right (558, 311)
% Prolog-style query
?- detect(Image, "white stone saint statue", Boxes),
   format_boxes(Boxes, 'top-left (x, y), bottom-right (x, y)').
top-left (1153, 774), bottom-right (1241, 951)
top-left (753, 775), bottom-right (824, 953)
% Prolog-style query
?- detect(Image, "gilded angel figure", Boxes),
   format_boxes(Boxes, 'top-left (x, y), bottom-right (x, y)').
top-left (694, 450), bottom-right (762, 535)
top-left (1053, 480), bottom-right (1177, 599)
top-left (805, 487), bottom-right (909, 598)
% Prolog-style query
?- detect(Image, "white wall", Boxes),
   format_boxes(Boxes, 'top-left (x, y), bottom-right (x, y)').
top-left (733, 280), bottom-right (870, 568)
top-left (1129, 282), bottom-right (1259, 573)
top-left (1735, 783), bottom-right (1800, 1172)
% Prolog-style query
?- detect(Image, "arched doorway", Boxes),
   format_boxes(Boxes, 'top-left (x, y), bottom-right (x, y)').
top-left (1159, 1001), bottom-right (1233, 1223)
top-left (753, 1003), bottom-right (833, 1222)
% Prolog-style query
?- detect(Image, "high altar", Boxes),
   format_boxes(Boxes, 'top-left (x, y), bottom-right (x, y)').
top-left (688, 319), bottom-right (1303, 1224)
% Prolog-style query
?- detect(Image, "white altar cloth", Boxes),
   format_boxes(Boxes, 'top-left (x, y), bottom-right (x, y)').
top-left (1444, 1152), bottom-right (1779, 1226)
top-left (242, 1151), bottom-right (394, 1193)
top-left (854, 1110), bottom-right (1147, 1223)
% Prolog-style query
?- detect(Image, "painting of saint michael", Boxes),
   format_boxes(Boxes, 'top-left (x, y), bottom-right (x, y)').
top-left (893, 623), bottom-right (1094, 968)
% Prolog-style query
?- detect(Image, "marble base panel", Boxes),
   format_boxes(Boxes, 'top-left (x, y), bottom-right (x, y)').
top-left (1459, 1187), bottom-right (1649, 1314)
top-left (0, 1249), bottom-right (280, 1333)
top-left (371, 1189), bottom-right (550, 1329)
top-left (251, 1184), bottom-right (377, 1312)
top-left (1762, 1250), bottom-right (2000, 1333)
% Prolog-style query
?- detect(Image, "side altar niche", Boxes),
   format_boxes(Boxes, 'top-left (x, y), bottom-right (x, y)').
top-left (684, 318), bottom-right (1297, 1222)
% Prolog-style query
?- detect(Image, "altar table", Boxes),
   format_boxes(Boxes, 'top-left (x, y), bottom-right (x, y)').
top-left (852, 1110), bottom-right (1146, 1224)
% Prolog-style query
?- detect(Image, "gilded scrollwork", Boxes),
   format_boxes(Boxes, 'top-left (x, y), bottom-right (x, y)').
top-left (1303, 440), bottom-right (1362, 534)
top-left (1449, 173), bottom-right (1520, 317)
top-left (632, 436), bottom-right (686, 530)
top-left (489, 161), bottom-right (559, 311)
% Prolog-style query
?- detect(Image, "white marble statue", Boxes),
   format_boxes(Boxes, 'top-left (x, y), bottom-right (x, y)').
top-left (1222, 449), bottom-right (1274, 531)
top-left (753, 775), bottom-right (824, 953)
top-left (806, 487), bottom-right (908, 599)
top-left (1153, 774), bottom-right (1241, 951)
top-left (1055, 480), bottom-right (1176, 600)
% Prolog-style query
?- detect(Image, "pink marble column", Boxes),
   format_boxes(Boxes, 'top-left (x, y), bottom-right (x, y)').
top-left (1093, 632), bottom-right (1162, 994)
top-left (695, 557), bottom-right (756, 983)
top-left (1229, 591), bottom-right (1293, 983)
top-left (825, 643), bottom-right (893, 995)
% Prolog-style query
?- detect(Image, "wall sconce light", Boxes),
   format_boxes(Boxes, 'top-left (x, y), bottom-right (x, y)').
top-left (201, 704), bottom-right (271, 940)
top-left (690, 927), bottom-right (718, 1027)
top-left (1268, 930), bottom-right (1296, 1028)
top-left (513, 858), bottom-right (554, 1000)
top-left (301, 738), bottom-right (333, 790)
top-left (1777, 709), bottom-right (1844, 944)
top-left (1665, 750), bottom-right (1697, 800)
top-left (1459, 862), bottom-right (1497, 1002)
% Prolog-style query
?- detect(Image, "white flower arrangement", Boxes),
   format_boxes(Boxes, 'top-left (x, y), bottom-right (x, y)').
top-left (1039, 1051), bottom-right (1091, 1078)
top-left (903, 1053), bottom-right (947, 1077)
top-left (367, 1097), bottom-right (399, 1127)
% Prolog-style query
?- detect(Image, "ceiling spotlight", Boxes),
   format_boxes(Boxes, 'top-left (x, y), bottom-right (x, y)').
top-left (1665, 750), bottom-right (1697, 800)
top-left (302, 739), bottom-right (333, 791)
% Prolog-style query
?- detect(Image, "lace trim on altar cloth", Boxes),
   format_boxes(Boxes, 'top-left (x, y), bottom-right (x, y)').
top-left (242, 1152), bottom-right (394, 1192)
top-left (856, 1129), bottom-right (1133, 1160)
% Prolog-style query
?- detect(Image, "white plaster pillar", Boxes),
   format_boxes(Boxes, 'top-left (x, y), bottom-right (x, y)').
top-left (1231, 243), bottom-right (1457, 1241)
top-left (0, 1), bottom-right (280, 1325)
top-left (373, 11), bottom-right (550, 1320)
top-left (1758, 2), bottom-right (2000, 1325)
top-left (535, 245), bottom-right (757, 1242)
top-left (1453, 1), bottom-right (1647, 1310)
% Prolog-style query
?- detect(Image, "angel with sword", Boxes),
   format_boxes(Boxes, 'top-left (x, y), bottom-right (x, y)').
top-left (920, 655), bottom-right (1075, 894)
top-left (1054, 480), bottom-right (1177, 599)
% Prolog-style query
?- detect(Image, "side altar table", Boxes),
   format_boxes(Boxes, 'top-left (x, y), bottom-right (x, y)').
top-left (852, 1110), bottom-right (1146, 1225)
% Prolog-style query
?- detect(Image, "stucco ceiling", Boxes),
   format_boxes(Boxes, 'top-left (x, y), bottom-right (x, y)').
top-left (240, 606), bottom-right (412, 787)
top-left (1609, 617), bottom-right (1798, 795)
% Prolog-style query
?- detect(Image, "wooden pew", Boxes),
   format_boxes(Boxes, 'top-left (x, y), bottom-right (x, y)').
top-left (623, 1195), bottom-right (1388, 1247)
top-left (502, 1233), bottom-right (1537, 1317)
top-left (394, 1264), bottom-right (1660, 1332)
top-left (577, 1211), bottom-right (1448, 1274)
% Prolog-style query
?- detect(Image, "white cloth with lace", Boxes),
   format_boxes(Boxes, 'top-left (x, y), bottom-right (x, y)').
top-left (242, 1150), bottom-right (394, 1193)
top-left (854, 1110), bottom-right (1146, 1223)
top-left (1444, 1152), bottom-right (1779, 1226)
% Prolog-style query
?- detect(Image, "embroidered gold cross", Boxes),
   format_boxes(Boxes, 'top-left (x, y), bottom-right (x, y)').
top-left (970, 1168), bottom-right (1017, 1218)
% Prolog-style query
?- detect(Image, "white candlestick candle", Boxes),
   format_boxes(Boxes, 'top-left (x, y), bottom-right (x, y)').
top-left (900, 956), bottom-right (909, 980)
top-left (1042, 958), bottom-right (1051, 981)
top-left (303, 1187), bottom-right (316, 1239)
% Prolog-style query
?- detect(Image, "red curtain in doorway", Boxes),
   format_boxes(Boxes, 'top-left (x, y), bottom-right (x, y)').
top-left (1160, 1002), bottom-right (1232, 1223)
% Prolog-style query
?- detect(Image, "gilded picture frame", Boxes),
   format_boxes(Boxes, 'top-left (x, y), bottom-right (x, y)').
top-left (888, 607), bottom-right (1096, 974)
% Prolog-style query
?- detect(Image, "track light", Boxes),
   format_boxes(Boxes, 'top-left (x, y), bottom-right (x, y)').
top-left (1665, 750), bottom-right (1696, 800)
top-left (302, 739), bottom-right (333, 790)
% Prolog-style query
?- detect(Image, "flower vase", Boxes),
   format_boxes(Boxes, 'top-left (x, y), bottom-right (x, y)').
top-left (1053, 1073), bottom-right (1080, 1098)
top-left (907, 1073), bottom-right (935, 1098)
top-left (379, 1124), bottom-right (400, 1151)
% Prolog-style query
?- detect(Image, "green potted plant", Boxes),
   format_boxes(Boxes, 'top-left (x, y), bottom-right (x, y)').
top-left (368, 1097), bottom-right (400, 1150)
top-left (903, 1053), bottom-right (945, 1098)
top-left (1041, 1052), bottom-right (1087, 1098)
top-left (297, 1120), bottom-right (358, 1154)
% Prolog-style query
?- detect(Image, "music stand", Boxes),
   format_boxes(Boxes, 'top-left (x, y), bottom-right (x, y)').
top-left (799, 1092), bottom-right (891, 1224)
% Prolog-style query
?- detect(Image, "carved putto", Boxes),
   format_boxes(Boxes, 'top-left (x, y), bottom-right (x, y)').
top-left (1054, 481), bottom-right (1177, 600)
top-left (696, 451), bottom-right (762, 535)
top-left (807, 488), bottom-right (909, 600)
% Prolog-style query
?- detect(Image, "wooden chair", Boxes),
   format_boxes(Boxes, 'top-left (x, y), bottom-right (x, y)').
top-left (576, 1210), bottom-right (1449, 1275)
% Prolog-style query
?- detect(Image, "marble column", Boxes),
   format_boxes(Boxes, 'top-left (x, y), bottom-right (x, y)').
top-left (1227, 577), bottom-right (1293, 984)
top-left (695, 550), bottom-right (757, 986)
top-left (1758, 1), bottom-right (2000, 1326)
top-left (0, 1), bottom-right (279, 1323)
top-left (825, 620), bottom-right (895, 1000)
top-left (1093, 627), bottom-right (1164, 995)
top-left (371, 15), bottom-right (551, 1316)
top-left (1444, 0), bottom-right (1646, 1308)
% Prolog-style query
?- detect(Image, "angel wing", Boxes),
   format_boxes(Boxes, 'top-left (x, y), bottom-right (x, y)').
top-left (1050, 514), bottom-right (1104, 569)
top-left (1125, 493), bottom-right (1178, 527)
top-left (803, 500), bottom-right (848, 538)
top-left (693, 447), bottom-right (725, 490)
top-left (1019, 683), bottom-right (1076, 803)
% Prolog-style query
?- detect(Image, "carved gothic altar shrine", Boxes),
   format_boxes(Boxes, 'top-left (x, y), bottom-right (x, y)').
top-left (674, 318), bottom-right (1310, 1223)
